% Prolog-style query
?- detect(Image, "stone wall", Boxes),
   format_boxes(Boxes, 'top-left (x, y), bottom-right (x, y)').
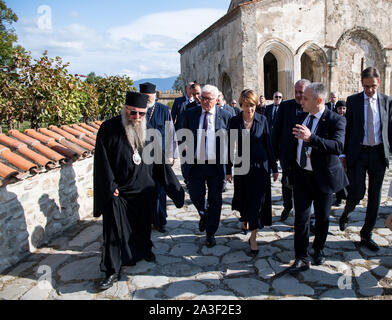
top-left (180, 0), bottom-right (392, 103)
top-left (0, 157), bottom-right (94, 273)
top-left (180, 11), bottom-right (244, 102)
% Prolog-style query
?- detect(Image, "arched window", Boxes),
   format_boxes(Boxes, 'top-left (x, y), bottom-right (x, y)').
top-left (264, 52), bottom-right (278, 100)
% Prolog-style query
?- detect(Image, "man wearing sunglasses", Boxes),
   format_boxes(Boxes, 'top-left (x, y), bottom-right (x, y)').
top-left (140, 82), bottom-right (178, 234)
top-left (265, 91), bottom-right (283, 131)
top-left (94, 91), bottom-right (184, 291)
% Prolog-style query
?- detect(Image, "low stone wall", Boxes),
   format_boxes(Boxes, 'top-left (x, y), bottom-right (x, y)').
top-left (0, 157), bottom-right (94, 273)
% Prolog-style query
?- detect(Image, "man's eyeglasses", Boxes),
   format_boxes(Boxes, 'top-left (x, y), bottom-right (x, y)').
top-left (274, 96), bottom-right (282, 99)
top-left (129, 110), bottom-right (146, 116)
top-left (201, 96), bottom-right (215, 102)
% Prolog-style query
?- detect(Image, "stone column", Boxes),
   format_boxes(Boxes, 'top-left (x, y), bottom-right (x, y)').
top-left (383, 49), bottom-right (392, 96)
top-left (293, 54), bottom-right (302, 85)
top-left (326, 47), bottom-right (338, 96)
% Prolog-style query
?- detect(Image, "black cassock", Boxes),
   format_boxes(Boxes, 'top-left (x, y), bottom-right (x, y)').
top-left (93, 116), bottom-right (184, 275)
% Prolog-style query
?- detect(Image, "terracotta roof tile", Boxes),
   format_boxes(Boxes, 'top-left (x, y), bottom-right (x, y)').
top-left (0, 121), bottom-right (101, 185)
top-left (49, 126), bottom-right (95, 153)
top-left (0, 133), bottom-right (56, 170)
top-left (0, 144), bottom-right (39, 175)
top-left (37, 128), bottom-right (89, 158)
top-left (70, 124), bottom-right (97, 141)
top-left (88, 122), bottom-right (100, 130)
top-left (8, 130), bottom-right (66, 164)
top-left (60, 125), bottom-right (96, 147)
top-left (25, 129), bottom-right (79, 160)
top-left (79, 122), bottom-right (98, 134)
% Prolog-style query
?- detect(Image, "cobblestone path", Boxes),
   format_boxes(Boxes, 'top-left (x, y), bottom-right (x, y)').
top-left (0, 162), bottom-right (391, 300)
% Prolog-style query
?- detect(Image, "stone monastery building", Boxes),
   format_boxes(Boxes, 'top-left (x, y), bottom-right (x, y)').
top-left (179, 0), bottom-right (392, 102)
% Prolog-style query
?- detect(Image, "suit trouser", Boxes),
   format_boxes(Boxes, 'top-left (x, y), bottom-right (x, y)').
top-left (293, 164), bottom-right (332, 262)
top-left (188, 164), bottom-right (223, 236)
top-left (281, 171), bottom-right (293, 211)
top-left (344, 145), bottom-right (386, 239)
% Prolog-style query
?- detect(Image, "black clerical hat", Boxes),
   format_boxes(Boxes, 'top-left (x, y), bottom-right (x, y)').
top-left (139, 82), bottom-right (156, 94)
top-left (125, 91), bottom-right (148, 109)
top-left (335, 100), bottom-right (346, 108)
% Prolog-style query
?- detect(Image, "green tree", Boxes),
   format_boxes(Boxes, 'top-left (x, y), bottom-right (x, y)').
top-left (85, 71), bottom-right (103, 84)
top-left (0, 0), bottom-right (19, 66)
top-left (172, 75), bottom-right (183, 92)
top-left (95, 75), bottom-right (136, 118)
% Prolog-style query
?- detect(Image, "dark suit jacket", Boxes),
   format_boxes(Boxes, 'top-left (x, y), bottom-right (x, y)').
top-left (344, 91), bottom-right (392, 168)
top-left (171, 96), bottom-right (187, 131)
top-left (272, 99), bottom-right (307, 172)
top-left (182, 105), bottom-right (232, 178)
top-left (265, 103), bottom-right (279, 131)
top-left (291, 108), bottom-right (349, 194)
top-left (325, 101), bottom-right (335, 111)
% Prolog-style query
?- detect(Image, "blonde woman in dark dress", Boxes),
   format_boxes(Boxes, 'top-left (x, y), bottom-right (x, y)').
top-left (226, 89), bottom-right (279, 255)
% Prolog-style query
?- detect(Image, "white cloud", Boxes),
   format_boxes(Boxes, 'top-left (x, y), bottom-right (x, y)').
top-left (69, 11), bottom-right (80, 18)
top-left (15, 8), bottom-right (226, 80)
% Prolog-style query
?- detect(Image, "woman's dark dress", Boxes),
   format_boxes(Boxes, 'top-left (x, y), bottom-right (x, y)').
top-left (227, 112), bottom-right (278, 231)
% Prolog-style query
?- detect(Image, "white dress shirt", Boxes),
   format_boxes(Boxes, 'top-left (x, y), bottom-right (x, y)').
top-left (196, 106), bottom-right (216, 161)
top-left (296, 107), bottom-right (325, 171)
top-left (363, 92), bottom-right (382, 146)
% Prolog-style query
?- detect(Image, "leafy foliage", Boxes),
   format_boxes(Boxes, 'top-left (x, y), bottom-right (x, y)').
top-left (95, 75), bottom-right (135, 118)
top-left (0, 50), bottom-right (135, 130)
top-left (0, 0), bottom-right (19, 66)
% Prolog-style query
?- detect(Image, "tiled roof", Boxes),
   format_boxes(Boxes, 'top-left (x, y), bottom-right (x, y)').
top-left (0, 121), bottom-right (102, 187)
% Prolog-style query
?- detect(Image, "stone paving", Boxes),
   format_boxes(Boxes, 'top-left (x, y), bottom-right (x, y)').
top-left (0, 162), bottom-right (391, 300)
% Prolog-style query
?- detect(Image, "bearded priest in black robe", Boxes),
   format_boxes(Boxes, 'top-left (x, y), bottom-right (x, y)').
top-left (93, 91), bottom-right (184, 291)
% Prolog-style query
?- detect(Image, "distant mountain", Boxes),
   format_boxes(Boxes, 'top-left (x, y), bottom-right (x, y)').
top-left (134, 76), bottom-right (178, 92)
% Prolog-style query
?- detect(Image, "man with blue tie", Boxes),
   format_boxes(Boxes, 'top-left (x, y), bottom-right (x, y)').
top-left (182, 85), bottom-right (232, 247)
top-left (339, 67), bottom-right (392, 251)
top-left (288, 83), bottom-right (348, 273)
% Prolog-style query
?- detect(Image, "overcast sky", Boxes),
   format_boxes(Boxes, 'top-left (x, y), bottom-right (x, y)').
top-left (8, 0), bottom-right (228, 80)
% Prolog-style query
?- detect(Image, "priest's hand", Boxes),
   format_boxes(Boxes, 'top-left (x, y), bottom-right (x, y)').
top-left (168, 158), bottom-right (175, 167)
top-left (113, 189), bottom-right (119, 197)
top-left (226, 175), bottom-right (232, 183)
top-left (272, 172), bottom-right (279, 182)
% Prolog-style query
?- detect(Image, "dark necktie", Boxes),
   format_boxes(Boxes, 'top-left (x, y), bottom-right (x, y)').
top-left (203, 112), bottom-right (209, 157)
top-left (300, 115), bottom-right (315, 168)
top-left (273, 106), bottom-right (278, 123)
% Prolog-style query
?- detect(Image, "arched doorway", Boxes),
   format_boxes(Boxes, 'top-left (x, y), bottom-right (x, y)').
top-left (264, 52), bottom-right (278, 100)
top-left (336, 29), bottom-right (385, 98)
top-left (258, 40), bottom-right (294, 100)
top-left (221, 73), bottom-right (233, 103)
top-left (299, 44), bottom-right (328, 84)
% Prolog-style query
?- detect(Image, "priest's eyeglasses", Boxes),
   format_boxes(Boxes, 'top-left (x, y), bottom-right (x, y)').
top-left (129, 110), bottom-right (146, 116)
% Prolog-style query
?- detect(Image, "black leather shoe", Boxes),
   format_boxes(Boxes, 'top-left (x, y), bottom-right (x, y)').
top-left (98, 273), bottom-right (120, 291)
top-left (312, 249), bottom-right (325, 266)
top-left (199, 214), bottom-right (207, 232)
top-left (144, 251), bottom-right (156, 262)
top-left (339, 215), bottom-right (348, 231)
top-left (280, 209), bottom-right (292, 221)
top-left (206, 235), bottom-right (216, 248)
top-left (360, 238), bottom-right (379, 252)
top-left (333, 199), bottom-right (342, 207)
top-left (287, 259), bottom-right (310, 274)
top-left (248, 239), bottom-right (259, 256)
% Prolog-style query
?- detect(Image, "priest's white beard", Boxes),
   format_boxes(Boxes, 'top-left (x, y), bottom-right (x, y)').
top-left (147, 101), bottom-right (155, 109)
top-left (121, 108), bottom-right (147, 152)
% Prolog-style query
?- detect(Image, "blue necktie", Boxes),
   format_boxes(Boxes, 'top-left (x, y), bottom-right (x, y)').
top-left (300, 115), bottom-right (315, 168)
